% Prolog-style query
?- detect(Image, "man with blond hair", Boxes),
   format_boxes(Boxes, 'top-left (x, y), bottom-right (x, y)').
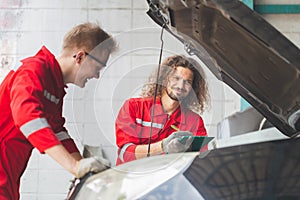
top-left (0, 22), bottom-right (117, 200)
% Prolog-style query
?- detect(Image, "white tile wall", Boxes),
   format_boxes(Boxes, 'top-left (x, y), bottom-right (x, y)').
top-left (88, 0), bottom-right (132, 9)
top-left (0, 0), bottom-right (299, 199)
top-left (89, 9), bottom-right (132, 33)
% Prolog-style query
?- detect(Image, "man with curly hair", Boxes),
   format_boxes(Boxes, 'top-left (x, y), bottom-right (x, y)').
top-left (115, 55), bottom-right (210, 165)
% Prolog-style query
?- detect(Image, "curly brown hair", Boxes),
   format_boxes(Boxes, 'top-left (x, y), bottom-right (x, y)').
top-left (140, 55), bottom-right (210, 114)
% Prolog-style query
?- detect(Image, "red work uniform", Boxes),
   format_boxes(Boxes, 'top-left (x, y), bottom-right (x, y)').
top-left (115, 97), bottom-right (207, 165)
top-left (0, 46), bottom-right (79, 200)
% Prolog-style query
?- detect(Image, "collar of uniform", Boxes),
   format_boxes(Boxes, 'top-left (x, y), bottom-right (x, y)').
top-left (170, 105), bottom-right (187, 125)
top-left (20, 46), bottom-right (65, 90)
top-left (40, 46), bottom-right (65, 90)
top-left (152, 98), bottom-right (187, 125)
top-left (152, 97), bottom-right (166, 117)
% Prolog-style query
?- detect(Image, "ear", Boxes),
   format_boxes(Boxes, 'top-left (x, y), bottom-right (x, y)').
top-left (74, 51), bottom-right (85, 64)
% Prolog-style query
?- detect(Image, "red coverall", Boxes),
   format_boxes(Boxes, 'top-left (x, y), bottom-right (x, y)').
top-left (115, 97), bottom-right (207, 165)
top-left (0, 46), bottom-right (79, 200)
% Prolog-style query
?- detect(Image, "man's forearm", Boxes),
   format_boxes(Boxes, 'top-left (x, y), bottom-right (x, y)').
top-left (45, 144), bottom-right (79, 175)
top-left (135, 141), bottom-right (163, 159)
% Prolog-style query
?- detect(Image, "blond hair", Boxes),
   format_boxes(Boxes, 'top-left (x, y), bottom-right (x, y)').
top-left (62, 22), bottom-right (117, 53)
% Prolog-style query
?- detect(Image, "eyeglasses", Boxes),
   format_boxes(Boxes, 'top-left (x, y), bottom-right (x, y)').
top-left (73, 52), bottom-right (107, 67)
top-left (85, 52), bottom-right (107, 67)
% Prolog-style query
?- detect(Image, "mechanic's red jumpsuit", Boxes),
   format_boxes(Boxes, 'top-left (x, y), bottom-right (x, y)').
top-left (115, 97), bottom-right (207, 165)
top-left (0, 46), bottom-right (79, 200)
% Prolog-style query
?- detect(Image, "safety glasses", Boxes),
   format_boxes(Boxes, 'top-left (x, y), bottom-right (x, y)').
top-left (84, 52), bottom-right (106, 67)
top-left (73, 52), bottom-right (107, 67)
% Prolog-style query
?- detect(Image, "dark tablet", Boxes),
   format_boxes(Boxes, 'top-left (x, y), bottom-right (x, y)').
top-left (179, 136), bottom-right (214, 152)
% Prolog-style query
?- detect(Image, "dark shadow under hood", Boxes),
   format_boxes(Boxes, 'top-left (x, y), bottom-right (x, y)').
top-left (146, 0), bottom-right (300, 137)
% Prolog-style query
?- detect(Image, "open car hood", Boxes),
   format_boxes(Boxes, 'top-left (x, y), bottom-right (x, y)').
top-left (146, 0), bottom-right (300, 137)
top-left (69, 137), bottom-right (300, 200)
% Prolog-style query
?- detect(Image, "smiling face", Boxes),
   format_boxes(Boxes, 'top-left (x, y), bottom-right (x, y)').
top-left (74, 50), bottom-right (110, 88)
top-left (165, 66), bottom-right (194, 101)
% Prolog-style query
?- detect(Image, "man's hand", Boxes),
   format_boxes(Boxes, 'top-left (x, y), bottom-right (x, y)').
top-left (161, 131), bottom-right (193, 153)
top-left (75, 156), bottom-right (111, 178)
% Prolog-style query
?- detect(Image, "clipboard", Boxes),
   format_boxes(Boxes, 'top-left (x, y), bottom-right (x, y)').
top-left (179, 136), bottom-right (214, 152)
